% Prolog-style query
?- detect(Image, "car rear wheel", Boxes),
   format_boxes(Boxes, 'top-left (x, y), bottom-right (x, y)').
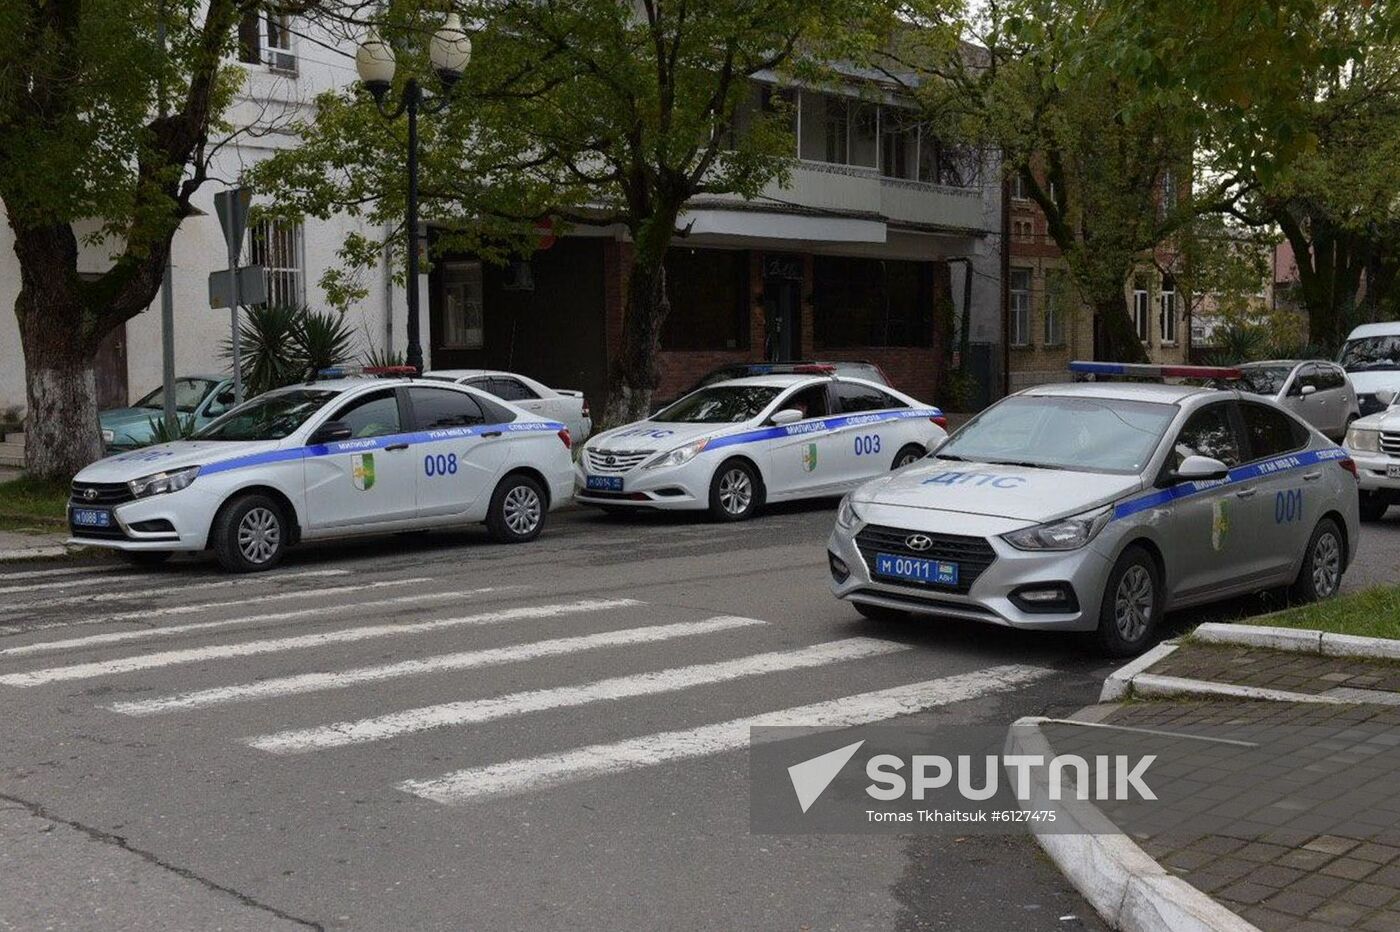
top-left (891, 444), bottom-right (925, 470)
top-left (211, 493), bottom-right (287, 573)
top-left (1094, 545), bottom-right (1163, 657)
top-left (1291, 517), bottom-right (1345, 602)
top-left (487, 473), bottom-right (547, 543)
top-left (708, 459), bottom-right (762, 521)
top-left (1359, 490), bottom-right (1392, 523)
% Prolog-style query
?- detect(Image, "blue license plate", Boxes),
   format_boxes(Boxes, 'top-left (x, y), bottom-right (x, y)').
top-left (586, 475), bottom-right (623, 492)
top-left (71, 508), bottom-right (112, 528)
top-left (875, 553), bottom-right (958, 586)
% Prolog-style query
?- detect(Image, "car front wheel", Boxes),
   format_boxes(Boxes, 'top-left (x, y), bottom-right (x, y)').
top-left (708, 459), bottom-right (761, 521)
top-left (1094, 545), bottom-right (1163, 657)
top-left (211, 493), bottom-right (287, 573)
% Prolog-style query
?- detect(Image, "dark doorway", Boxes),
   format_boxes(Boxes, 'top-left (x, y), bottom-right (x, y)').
top-left (94, 323), bottom-right (128, 410)
top-left (762, 254), bottom-right (804, 362)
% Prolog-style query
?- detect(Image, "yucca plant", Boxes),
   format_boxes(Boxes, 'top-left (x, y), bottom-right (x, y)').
top-left (144, 414), bottom-right (199, 446)
top-left (360, 344), bottom-right (406, 369)
top-left (225, 305), bottom-right (304, 397)
top-left (299, 310), bottom-right (358, 378)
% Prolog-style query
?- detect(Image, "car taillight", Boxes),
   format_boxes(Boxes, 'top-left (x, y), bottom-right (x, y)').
top-left (930, 416), bottom-right (948, 429)
top-left (582, 400), bottom-right (590, 419)
top-left (558, 429), bottom-right (572, 450)
top-left (1338, 457), bottom-right (1358, 479)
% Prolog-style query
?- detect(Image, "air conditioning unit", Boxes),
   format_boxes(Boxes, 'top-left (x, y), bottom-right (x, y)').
top-left (501, 259), bottom-right (535, 291)
top-left (267, 49), bottom-right (297, 74)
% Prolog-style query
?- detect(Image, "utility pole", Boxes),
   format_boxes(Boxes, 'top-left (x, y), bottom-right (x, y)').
top-left (158, 9), bottom-right (177, 431)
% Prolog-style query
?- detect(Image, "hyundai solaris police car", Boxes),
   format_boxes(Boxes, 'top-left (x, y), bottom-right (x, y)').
top-left (828, 363), bottom-right (1361, 655)
top-left (576, 374), bottom-right (947, 521)
top-left (67, 370), bottom-right (575, 571)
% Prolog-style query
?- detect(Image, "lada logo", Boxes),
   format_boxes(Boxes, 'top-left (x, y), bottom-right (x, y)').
top-left (84, 488), bottom-right (98, 502)
top-left (905, 534), bottom-right (934, 552)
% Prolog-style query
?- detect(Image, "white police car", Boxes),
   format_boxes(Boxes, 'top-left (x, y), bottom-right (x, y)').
top-left (576, 374), bottom-right (946, 520)
top-left (828, 363), bottom-right (1361, 655)
top-left (67, 370), bottom-right (575, 571)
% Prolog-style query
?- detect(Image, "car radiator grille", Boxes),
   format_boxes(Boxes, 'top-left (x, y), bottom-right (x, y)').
top-left (585, 449), bottom-right (654, 473)
top-left (854, 524), bottom-right (997, 596)
top-left (1381, 432), bottom-right (1400, 456)
top-left (70, 481), bottom-right (135, 506)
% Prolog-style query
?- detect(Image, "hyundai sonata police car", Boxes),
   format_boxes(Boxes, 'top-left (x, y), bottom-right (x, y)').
top-left (576, 375), bottom-right (947, 520)
top-left (67, 371), bottom-right (574, 571)
top-left (1345, 387), bottom-right (1400, 521)
top-left (828, 363), bottom-right (1361, 655)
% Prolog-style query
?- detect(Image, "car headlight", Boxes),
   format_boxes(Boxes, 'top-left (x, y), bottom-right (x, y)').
top-left (128, 465), bottom-right (200, 499)
top-left (101, 429), bottom-right (115, 444)
top-left (1003, 506), bottom-right (1111, 551)
top-left (643, 438), bottom-right (708, 469)
top-left (1347, 426), bottom-right (1380, 454)
top-left (836, 495), bottom-right (862, 531)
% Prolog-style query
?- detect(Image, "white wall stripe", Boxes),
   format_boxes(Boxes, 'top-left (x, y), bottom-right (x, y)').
top-left (112, 616), bottom-right (767, 716)
top-left (248, 637), bottom-right (911, 754)
top-left (0, 565), bottom-right (129, 582)
top-left (0, 581), bottom-right (489, 658)
top-left (399, 665), bottom-right (1052, 804)
top-left (0, 569), bottom-right (349, 613)
top-left (0, 599), bottom-right (641, 686)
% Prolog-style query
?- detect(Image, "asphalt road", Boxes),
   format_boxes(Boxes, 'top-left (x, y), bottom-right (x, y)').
top-left (1, 503), bottom-right (1397, 931)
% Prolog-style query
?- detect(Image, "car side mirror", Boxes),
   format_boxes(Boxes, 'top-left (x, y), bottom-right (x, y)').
top-left (769, 408), bottom-right (804, 426)
top-left (1300, 384), bottom-right (1317, 396)
top-left (1376, 388), bottom-right (1397, 407)
top-left (1170, 455), bottom-right (1230, 484)
top-left (309, 420), bottom-right (353, 445)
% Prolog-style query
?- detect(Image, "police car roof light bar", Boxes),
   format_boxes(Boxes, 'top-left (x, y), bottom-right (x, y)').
top-left (314, 364), bottom-right (420, 380)
top-left (1068, 361), bottom-right (1242, 380)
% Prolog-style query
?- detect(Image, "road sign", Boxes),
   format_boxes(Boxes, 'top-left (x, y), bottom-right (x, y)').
top-left (213, 188), bottom-right (253, 259)
top-left (208, 266), bottom-right (267, 309)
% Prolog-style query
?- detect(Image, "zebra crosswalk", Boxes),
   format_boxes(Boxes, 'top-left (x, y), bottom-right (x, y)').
top-left (0, 562), bottom-right (1054, 809)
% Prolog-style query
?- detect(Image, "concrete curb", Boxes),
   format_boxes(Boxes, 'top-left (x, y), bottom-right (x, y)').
top-left (1127, 672), bottom-right (1347, 704)
top-left (1194, 622), bottom-right (1400, 661)
top-left (1099, 642), bottom-right (1179, 702)
top-left (0, 545), bottom-right (83, 563)
top-left (1006, 717), bottom-right (1261, 932)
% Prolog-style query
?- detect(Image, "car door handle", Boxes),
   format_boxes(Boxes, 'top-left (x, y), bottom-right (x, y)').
top-left (1235, 488), bottom-right (1257, 499)
top-left (481, 431), bottom-right (502, 438)
top-left (384, 442), bottom-right (410, 451)
top-left (1302, 471), bottom-right (1322, 481)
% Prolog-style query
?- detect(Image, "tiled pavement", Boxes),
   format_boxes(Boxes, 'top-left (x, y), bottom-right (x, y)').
top-left (1089, 645), bottom-right (1400, 931)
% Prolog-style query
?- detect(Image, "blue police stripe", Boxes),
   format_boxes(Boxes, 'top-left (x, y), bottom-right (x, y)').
top-left (704, 408), bottom-right (944, 451)
top-left (1069, 361), bottom-right (1127, 376)
top-left (1112, 447), bottom-right (1349, 521)
top-left (199, 421), bottom-right (565, 477)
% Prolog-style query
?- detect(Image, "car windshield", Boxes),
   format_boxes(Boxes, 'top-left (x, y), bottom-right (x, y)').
top-left (192, 390), bottom-right (339, 441)
top-left (937, 395), bottom-right (1177, 474)
top-left (135, 378), bottom-right (217, 414)
top-left (1340, 336), bottom-right (1400, 372)
top-left (1238, 366), bottom-right (1293, 396)
top-left (652, 386), bottom-right (783, 423)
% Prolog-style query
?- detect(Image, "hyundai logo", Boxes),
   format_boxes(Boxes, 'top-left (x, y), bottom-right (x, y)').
top-left (605, 455), bottom-right (617, 466)
top-left (83, 488), bottom-right (98, 502)
top-left (905, 534), bottom-right (934, 552)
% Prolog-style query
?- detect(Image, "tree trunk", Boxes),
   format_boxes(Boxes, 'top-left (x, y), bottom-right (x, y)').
top-left (1094, 292), bottom-right (1150, 363)
top-left (12, 225), bottom-right (104, 479)
top-left (605, 210), bottom-right (679, 426)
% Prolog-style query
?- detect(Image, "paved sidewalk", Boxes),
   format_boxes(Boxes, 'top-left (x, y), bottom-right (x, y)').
top-left (1153, 641), bottom-right (1400, 699)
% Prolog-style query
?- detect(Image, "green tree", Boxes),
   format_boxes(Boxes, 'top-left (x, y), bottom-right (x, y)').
top-left (0, 0), bottom-right (320, 477)
top-left (255, 0), bottom-right (914, 423)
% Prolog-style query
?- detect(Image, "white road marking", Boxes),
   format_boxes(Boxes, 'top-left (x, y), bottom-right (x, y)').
top-left (0, 565), bottom-right (130, 582)
top-left (0, 578), bottom-right (506, 638)
top-left (398, 665), bottom-right (1052, 804)
top-left (248, 637), bottom-right (910, 754)
top-left (112, 616), bottom-right (767, 716)
top-left (0, 599), bottom-right (640, 686)
top-left (0, 569), bottom-right (350, 613)
top-left (0, 581), bottom-right (491, 657)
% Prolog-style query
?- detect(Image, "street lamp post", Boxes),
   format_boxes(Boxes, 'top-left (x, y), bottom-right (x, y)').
top-left (355, 15), bottom-right (472, 375)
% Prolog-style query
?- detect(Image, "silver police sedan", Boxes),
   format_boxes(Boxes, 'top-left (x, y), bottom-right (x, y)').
top-left (827, 366), bottom-right (1361, 655)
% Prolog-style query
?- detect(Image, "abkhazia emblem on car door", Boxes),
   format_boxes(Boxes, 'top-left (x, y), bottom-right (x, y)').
top-left (352, 453), bottom-right (376, 492)
top-left (802, 442), bottom-right (818, 473)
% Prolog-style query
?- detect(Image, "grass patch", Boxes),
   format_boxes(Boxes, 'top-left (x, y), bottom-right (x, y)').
top-left (1244, 585), bottom-right (1400, 641)
top-left (0, 475), bottom-right (70, 533)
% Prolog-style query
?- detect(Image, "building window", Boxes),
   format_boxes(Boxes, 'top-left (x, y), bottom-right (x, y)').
top-left (441, 260), bottom-right (484, 349)
top-left (660, 248), bottom-right (749, 351)
top-left (237, 7), bottom-right (296, 72)
top-left (1009, 268), bottom-right (1032, 347)
top-left (1159, 274), bottom-right (1178, 344)
top-left (813, 257), bottom-right (932, 348)
top-left (881, 112), bottom-right (918, 180)
top-left (247, 219), bottom-right (304, 308)
top-left (1044, 270), bottom-right (1067, 347)
top-left (1133, 280), bottom-right (1151, 344)
top-left (1010, 172), bottom-right (1029, 201)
